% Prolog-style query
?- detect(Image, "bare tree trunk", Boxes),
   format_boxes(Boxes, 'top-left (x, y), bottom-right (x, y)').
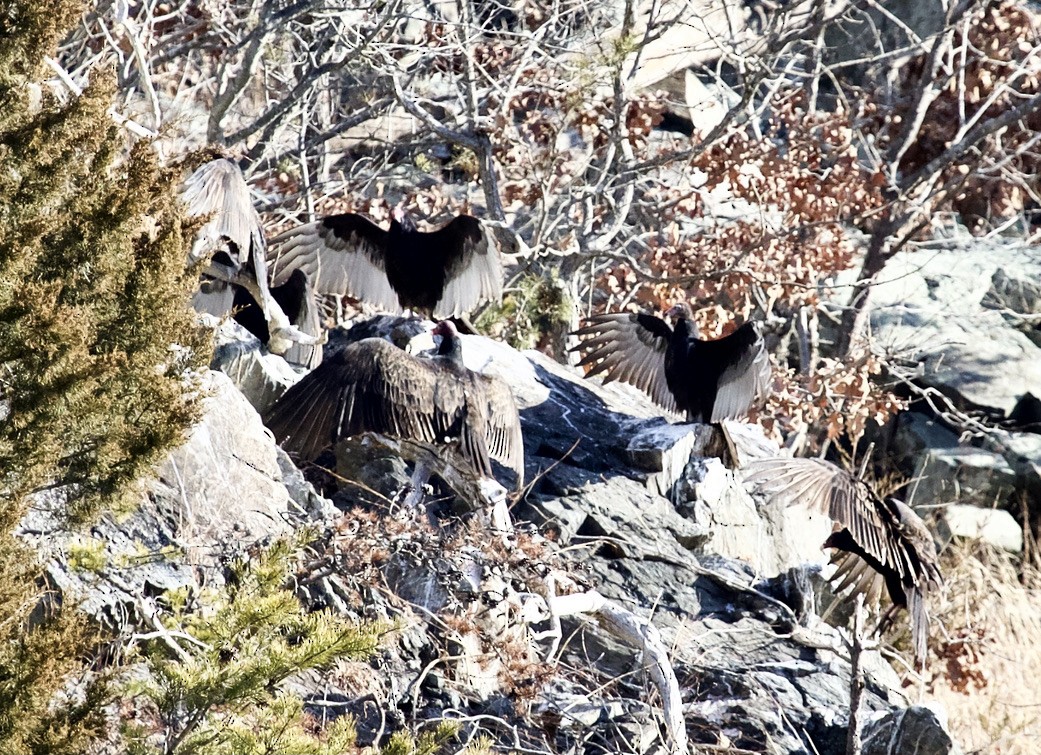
top-left (846, 594), bottom-right (866, 755)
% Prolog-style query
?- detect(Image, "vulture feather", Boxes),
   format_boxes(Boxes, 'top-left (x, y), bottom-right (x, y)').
top-left (744, 457), bottom-right (943, 666)
top-left (182, 157), bottom-right (322, 367)
top-left (263, 321), bottom-right (524, 485)
top-left (182, 157), bottom-right (266, 268)
top-left (267, 208), bottom-right (502, 319)
top-left (570, 302), bottom-right (770, 422)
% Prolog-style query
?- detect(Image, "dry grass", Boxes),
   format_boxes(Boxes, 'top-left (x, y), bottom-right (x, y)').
top-left (922, 541), bottom-right (1041, 754)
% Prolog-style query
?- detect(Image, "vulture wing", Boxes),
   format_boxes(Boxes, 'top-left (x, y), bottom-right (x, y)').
top-left (744, 457), bottom-right (942, 664)
top-left (268, 214), bottom-right (400, 313)
top-left (477, 372), bottom-right (525, 483)
top-left (425, 216), bottom-right (503, 318)
top-left (570, 313), bottom-right (678, 413)
top-left (698, 321), bottom-right (771, 422)
top-left (263, 338), bottom-right (494, 477)
top-left (182, 158), bottom-right (265, 266)
top-left (192, 274), bottom-right (237, 320)
top-left (745, 458), bottom-right (903, 570)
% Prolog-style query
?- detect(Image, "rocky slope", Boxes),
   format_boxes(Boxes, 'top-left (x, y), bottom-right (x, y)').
top-left (24, 314), bottom-right (964, 755)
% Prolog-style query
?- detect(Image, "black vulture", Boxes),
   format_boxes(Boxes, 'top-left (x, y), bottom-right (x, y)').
top-left (268, 207), bottom-right (502, 320)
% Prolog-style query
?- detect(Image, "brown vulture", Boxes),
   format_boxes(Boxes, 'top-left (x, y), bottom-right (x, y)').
top-left (263, 321), bottom-right (524, 485)
top-left (182, 157), bottom-right (322, 367)
top-left (570, 302), bottom-right (770, 422)
top-left (267, 207), bottom-right (502, 320)
top-left (744, 457), bottom-right (943, 666)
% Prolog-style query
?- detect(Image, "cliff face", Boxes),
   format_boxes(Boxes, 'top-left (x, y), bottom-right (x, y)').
top-left (26, 314), bottom-right (962, 755)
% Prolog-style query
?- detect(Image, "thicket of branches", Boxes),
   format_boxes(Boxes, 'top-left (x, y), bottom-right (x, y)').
top-left (49, 0), bottom-right (1041, 453)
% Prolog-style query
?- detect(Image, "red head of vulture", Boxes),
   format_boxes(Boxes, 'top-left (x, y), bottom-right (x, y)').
top-left (182, 157), bottom-right (322, 368)
top-left (267, 206), bottom-right (503, 320)
top-left (744, 457), bottom-right (943, 667)
top-left (570, 302), bottom-right (771, 423)
top-left (262, 321), bottom-right (524, 485)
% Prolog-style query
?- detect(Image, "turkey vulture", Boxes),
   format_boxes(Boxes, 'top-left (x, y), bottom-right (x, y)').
top-left (744, 457), bottom-right (943, 666)
top-left (182, 157), bottom-right (322, 366)
top-left (570, 302), bottom-right (770, 422)
top-left (267, 207), bottom-right (502, 319)
top-left (263, 321), bottom-right (524, 485)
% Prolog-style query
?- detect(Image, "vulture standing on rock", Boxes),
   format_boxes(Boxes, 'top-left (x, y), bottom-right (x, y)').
top-left (267, 207), bottom-right (503, 320)
top-left (744, 457), bottom-right (943, 667)
top-left (263, 321), bottom-right (524, 485)
top-left (570, 302), bottom-right (771, 423)
top-left (182, 157), bottom-right (322, 367)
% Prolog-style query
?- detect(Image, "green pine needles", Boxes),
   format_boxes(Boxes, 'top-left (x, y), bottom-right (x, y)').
top-left (127, 540), bottom-right (391, 755)
top-left (0, 2), bottom-right (206, 752)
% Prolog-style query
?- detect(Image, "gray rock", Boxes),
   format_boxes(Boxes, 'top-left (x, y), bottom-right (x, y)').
top-left (888, 411), bottom-right (960, 473)
top-left (862, 705), bottom-right (959, 755)
top-left (20, 368), bottom-right (335, 627)
top-left (153, 369), bottom-right (299, 547)
top-left (869, 240), bottom-right (1041, 415)
top-left (984, 430), bottom-right (1041, 507)
top-left (208, 316), bottom-right (301, 414)
top-left (626, 422), bottom-right (714, 495)
top-left (983, 267), bottom-right (1041, 348)
top-left (912, 446), bottom-right (1017, 509)
top-left (937, 503), bottom-right (1023, 553)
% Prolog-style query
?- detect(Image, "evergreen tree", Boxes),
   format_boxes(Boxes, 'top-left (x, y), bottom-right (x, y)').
top-left (0, 2), bottom-right (205, 751)
top-left (0, 0), bottom-right (205, 522)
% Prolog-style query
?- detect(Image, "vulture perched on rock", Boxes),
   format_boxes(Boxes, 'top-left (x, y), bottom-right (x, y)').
top-left (182, 157), bottom-right (322, 367)
top-left (263, 321), bottom-right (524, 485)
top-left (267, 207), bottom-right (502, 320)
top-left (744, 457), bottom-right (943, 666)
top-left (571, 302), bottom-right (770, 422)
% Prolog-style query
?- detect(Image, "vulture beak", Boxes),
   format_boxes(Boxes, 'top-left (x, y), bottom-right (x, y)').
top-left (665, 303), bottom-right (685, 319)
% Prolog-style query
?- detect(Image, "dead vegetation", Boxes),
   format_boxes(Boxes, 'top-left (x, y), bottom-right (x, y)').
top-left (925, 541), bottom-right (1041, 753)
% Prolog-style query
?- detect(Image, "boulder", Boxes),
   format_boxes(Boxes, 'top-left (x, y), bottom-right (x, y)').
top-left (208, 316), bottom-right (301, 413)
top-left (20, 369), bottom-right (334, 624)
top-left (887, 411), bottom-right (960, 473)
top-left (982, 267), bottom-right (1041, 349)
top-left (869, 240), bottom-right (1041, 416)
top-left (912, 446), bottom-right (1017, 510)
top-left (936, 504), bottom-right (1023, 553)
top-left (862, 705), bottom-right (959, 755)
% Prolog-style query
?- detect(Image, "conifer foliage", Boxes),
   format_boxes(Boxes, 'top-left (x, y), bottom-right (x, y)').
top-left (0, 1), bottom-right (205, 521)
top-left (130, 540), bottom-right (389, 755)
top-left (0, 2), bottom-right (205, 752)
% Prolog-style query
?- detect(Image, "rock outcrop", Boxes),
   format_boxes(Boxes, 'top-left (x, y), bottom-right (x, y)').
top-left (870, 238), bottom-right (1041, 548)
top-left (29, 318), bottom-right (959, 755)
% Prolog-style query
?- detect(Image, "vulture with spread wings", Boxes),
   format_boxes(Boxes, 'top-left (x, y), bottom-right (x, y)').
top-left (744, 457), bottom-right (943, 666)
top-left (182, 157), bottom-right (322, 367)
top-left (263, 321), bottom-right (524, 485)
top-left (267, 207), bottom-right (502, 320)
top-left (570, 302), bottom-right (770, 422)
